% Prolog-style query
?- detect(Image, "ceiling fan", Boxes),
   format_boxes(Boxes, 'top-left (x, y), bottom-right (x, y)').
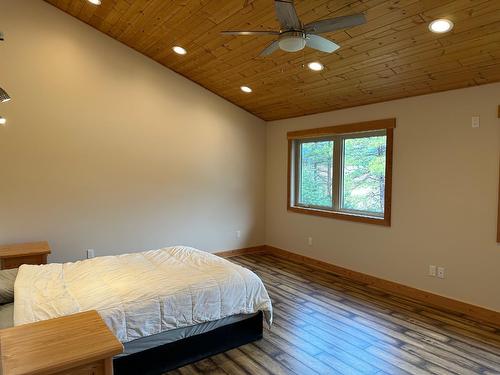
top-left (222, 0), bottom-right (366, 56)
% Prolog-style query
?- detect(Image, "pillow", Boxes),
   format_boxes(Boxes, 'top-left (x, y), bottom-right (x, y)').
top-left (0, 268), bottom-right (18, 304)
top-left (0, 303), bottom-right (14, 329)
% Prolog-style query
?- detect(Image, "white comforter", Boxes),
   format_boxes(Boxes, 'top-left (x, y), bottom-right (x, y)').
top-left (14, 246), bottom-right (272, 343)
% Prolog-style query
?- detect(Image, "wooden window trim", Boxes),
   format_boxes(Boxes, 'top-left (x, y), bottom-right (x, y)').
top-left (287, 118), bottom-right (395, 227)
top-left (498, 106), bottom-right (500, 242)
top-left (497, 156), bottom-right (500, 243)
top-left (287, 118), bottom-right (396, 140)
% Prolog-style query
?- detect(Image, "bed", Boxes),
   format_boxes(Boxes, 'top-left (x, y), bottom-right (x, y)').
top-left (4, 246), bottom-right (273, 374)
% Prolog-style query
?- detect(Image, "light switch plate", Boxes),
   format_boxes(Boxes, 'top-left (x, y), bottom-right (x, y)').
top-left (429, 265), bottom-right (436, 277)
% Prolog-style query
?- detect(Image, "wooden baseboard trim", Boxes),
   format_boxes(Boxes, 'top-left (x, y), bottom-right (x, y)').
top-left (214, 246), bottom-right (266, 258)
top-left (264, 245), bottom-right (500, 327)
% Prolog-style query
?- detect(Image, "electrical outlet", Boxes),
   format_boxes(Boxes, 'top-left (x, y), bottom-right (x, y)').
top-left (437, 266), bottom-right (445, 279)
top-left (308, 237), bottom-right (313, 246)
top-left (429, 265), bottom-right (436, 277)
top-left (236, 230), bottom-right (241, 239)
top-left (471, 116), bottom-right (480, 128)
top-left (86, 249), bottom-right (95, 259)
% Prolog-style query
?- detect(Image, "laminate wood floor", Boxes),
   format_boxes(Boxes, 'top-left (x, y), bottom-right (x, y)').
top-left (167, 253), bottom-right (500, 375)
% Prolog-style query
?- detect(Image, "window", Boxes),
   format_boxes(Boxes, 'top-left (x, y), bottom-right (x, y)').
top-left (288, 119), bottom-right (394, 226)
top-left (298, 140), bottom-right (334, 208)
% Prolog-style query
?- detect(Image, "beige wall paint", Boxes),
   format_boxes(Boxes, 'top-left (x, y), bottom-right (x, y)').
top-left (1, 1), bottom-right (498, 312)
top-left (266, 83), bottom-right (500, 311)
top-left (0, 0), bottom-right (266, 262)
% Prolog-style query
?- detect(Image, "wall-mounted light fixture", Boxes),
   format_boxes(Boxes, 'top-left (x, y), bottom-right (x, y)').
top-left (1, 33), bottom-right (10, 124)
top-left (0, 87), bottom-right (11, 103)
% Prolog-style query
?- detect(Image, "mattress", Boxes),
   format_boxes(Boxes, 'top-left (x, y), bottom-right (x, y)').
top-left (119, 313), bottom-right (257, 358)
top-left (0, 302), bottom-right (255, 358)
top-left (14, 246), bottom-right (272, 343)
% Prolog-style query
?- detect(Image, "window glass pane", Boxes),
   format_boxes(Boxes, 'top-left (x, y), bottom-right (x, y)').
top-left (342, 135), bottom-right (386, 214)
top-left (299, 140), bottom-right (334, 207)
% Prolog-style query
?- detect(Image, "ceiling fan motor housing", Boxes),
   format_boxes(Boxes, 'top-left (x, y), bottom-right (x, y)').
top-left (221, 1), bottom-right (366, 56)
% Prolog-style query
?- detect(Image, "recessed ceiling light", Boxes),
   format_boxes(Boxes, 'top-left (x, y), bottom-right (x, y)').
top-left (429, 19), bottom-right (454, 33)
top-left (308, 62), bottom-right (324, 71)
top-left (87, 0), bottom-right (101, 5)
top-left (240, 86), bottom-right (252, 93)
top-left (172, 46), bottom-right (187, 55)
top-left (0, 117), bottom-right (6, 125)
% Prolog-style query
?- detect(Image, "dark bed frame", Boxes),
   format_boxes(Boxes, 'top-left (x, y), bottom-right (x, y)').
top-left (113, 311), bottom-right (264, 375)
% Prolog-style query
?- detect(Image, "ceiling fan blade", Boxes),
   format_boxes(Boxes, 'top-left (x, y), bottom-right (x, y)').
top-left (305, 34), bottom-right (340, 53)
top-left (304, 13), bottom-right (366, 34)
top-left (260, 40), bottom-right (280, 56)
top-left (221, 30), bottom-right (280, 36)
top-left (275, 0), bottom-right (301, 30)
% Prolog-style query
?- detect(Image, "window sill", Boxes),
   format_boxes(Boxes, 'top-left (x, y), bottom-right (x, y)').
top-left (288, 205), bottom-right (391, 227)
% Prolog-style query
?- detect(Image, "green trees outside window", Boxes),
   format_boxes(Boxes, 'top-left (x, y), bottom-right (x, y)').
top-left (295, 132), bottom-right (387, 216)
top-left (299, 141), bottom-right (333, 207)
top-left (342, 135), bottom-right (386, 214)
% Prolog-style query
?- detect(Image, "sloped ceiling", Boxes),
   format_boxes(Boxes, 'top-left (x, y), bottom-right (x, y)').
top-left (45, 0), bottom-right (500, 120)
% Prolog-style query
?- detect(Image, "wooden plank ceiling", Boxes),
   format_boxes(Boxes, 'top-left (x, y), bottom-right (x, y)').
top-left (45, 0), bottom-right (500, 121)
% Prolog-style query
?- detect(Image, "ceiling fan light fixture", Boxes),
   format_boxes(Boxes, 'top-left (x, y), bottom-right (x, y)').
top-left (429, 19), bottom-right (454, 33)
top-left (278, 35), bottom-right (306, 53)
top-left (308, 62), bottom-right (324, 71)
top-left (87, 0), bottom-right (102, 5)
top-left (240, 86), bottom-right (252, 93)
top-left (172, 46), bottom-right (187, 55)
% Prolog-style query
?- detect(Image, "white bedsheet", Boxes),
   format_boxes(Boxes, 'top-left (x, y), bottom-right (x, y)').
top-left (14, 246), bottom-right (272, 343)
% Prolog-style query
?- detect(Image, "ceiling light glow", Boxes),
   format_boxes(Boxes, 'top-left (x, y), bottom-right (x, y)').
top-left (87, 0), bottom-right (102, 5)
top-left (278, 36), bottom-right (306, 53)
top-left (0, 117), bottom-right (6, 125)
top-left (172, 46), bottom-right (187, 55)
top-left (240, 86), bottom-right (252, 93)
top-left (308, 62), bottom-right (324, 71)
top-left (429, 19), bottom-right (454, 33)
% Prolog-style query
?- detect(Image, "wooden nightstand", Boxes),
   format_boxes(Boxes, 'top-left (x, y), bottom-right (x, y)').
top-left (0, 241), bottom-right (51, 269)
top-left (0, 310), bottom-right (123, 375)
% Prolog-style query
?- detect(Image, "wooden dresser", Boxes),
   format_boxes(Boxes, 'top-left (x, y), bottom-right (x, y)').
top-left (0, 310), bottom-right (123, 375)
top-left (0, 241), bottom-right (51, 269)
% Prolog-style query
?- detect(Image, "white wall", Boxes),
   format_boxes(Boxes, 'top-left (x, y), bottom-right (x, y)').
top-left (0, 0), bottom-right (266, 262)
top-left (266, 83), bottom-right (500, 311)
top-left (1, 0), bottom-right (498, 312)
